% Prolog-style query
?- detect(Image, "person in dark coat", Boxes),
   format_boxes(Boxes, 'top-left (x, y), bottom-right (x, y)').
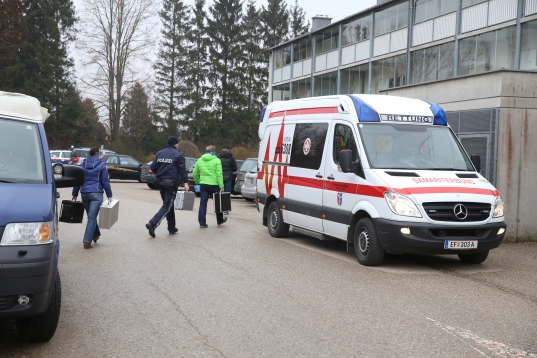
top-left (72, 147), bottom-right (113, 249)
top-left (217, 145), bottom-right (237, 194)
top-left (145, 136), bottom-right (189, 238)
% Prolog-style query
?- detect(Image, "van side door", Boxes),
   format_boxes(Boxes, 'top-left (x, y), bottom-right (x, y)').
top-left (322, 120), bottom-right (361, 240)
top-left (284, 121), bottom-right (329, 233)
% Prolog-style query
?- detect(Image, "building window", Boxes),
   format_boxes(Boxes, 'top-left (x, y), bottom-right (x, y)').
top-left (374, 1), bottom-right (408, 37)
top-left (458, 26), bottom-right (516, 76)
top-left (313, 71), bottom-right (338, 96)
top-left (272, 83), bottom-right (290, 102)
top-left (414, 0), bottom-right (458, 24)
top-left (340, 63), bottom-right (370, 94)
top-left (293, 38), bottom-right (312, 62)
top-left (274, 46), bottom-right (291, 69)
top-left (411, 42), bottom-right (454, 84)
top-left (462, 0), bottom-right (487, 8)
top-left (371, 54), bottom-right (407, 93)
top-left (520, 20), bottom-right (537, 71)
top-left (315, 27), bottom-right (339, 55)
top-left (342, 14), bottom-right (372, 47)
top-left (291, 78), bottom-right (312, 99)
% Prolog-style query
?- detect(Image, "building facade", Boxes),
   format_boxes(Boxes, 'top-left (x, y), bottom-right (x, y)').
top-left (269, 0), bottom-right (537, 103)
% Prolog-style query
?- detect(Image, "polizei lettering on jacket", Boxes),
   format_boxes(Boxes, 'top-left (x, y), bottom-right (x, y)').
top-left (157, 158), bottom-right (173, 163)
top-left (380, 114), bottom-right (433, 123)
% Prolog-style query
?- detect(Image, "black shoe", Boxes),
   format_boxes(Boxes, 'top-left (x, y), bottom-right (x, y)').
top-left (200, 224), bottom-right (208, 228)
top-left (168, 228), bottom-right (178, 234)
top-left (217, 217), bottom-right (228, 226)
top-left (146, 223), bottom-right (156, 238)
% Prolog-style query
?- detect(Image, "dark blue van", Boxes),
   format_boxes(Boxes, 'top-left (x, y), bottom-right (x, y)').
top-left (0, 92), bottom-right (85, 342)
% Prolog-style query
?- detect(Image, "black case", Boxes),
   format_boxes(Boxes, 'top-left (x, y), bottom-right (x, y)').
top-left (213, 192), bottom-right (231, 213)
top-left (59, 200), bottom-right (85, 223)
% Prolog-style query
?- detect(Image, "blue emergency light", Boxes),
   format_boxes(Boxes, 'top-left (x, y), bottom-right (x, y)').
top-left (259, 105), bottom-right (267, 122)
top-left (423, 100), bottom-right (448, 126)
top-left (348, 95), bottom-right (380, 122)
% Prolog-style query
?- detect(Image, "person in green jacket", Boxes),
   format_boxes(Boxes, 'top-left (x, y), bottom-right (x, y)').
top-left (193, 145), bottom-right (227, 228)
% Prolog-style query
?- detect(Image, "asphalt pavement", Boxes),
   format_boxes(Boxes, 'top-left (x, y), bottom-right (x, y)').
top-left (1, 181), bottom-right (536, 357)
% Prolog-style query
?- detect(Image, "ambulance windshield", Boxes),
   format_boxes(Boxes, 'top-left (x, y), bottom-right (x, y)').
top-left (358, 123), bottom-right (474, 171)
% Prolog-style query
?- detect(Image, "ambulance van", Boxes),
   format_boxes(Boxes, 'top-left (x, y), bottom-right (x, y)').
top-left (255, 94), bottom-right (506, 266)
top-left (0, 92), bottom-right (85, 342)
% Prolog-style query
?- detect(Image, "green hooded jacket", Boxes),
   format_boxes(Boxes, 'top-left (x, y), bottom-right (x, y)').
top-left (193, 153), bottom-right (224, 188)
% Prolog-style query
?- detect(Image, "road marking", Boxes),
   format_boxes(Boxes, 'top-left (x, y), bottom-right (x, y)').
top-left (427, 317), bottom-right (537, 357)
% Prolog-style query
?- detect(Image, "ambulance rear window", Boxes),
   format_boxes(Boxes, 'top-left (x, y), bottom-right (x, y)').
top-left (290, 123), bottom-right (329, 170)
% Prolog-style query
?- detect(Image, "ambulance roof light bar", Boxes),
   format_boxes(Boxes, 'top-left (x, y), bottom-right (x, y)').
top-left (348, 95), bottom-right (380, 122)
top-left (423, 100), bottom-right (448, 126)
top-left (259, 105), bottom-right (267, 122)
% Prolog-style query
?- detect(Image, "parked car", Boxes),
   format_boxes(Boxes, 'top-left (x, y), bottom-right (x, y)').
top-left (141, 157), bottom-right (198, 190)
top-left (0, 91), bottom-right (85, 342)
top-left (234, 158), bottom-right (257, 195)
top-left (241, 170), bottom-right (257, 201)
top-left (69, 147), bottom-right (115, 165)
top-left (231, 160), bottom-right (244, 195)
top-left (101, 154), bottom-right (142, 181)
top-left (49, 149), bottom-right (71, 174)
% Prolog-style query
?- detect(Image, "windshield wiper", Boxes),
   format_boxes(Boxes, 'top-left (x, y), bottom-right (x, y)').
top-left (428, 168), bottom-right (468, 171)
top-left (0, 179), bottom-right (19, 183)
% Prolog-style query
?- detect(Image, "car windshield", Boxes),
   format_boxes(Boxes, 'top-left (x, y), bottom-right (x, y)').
top-left (187, 159), bottom-right (197, 170)
top-left (359, 123), bottom-right (473, 171)
top-left (240, 159), bottom-right (257, 173)
top-left (0, 118), bottom-right (46, 183)
top-left (77, 150), bottom-right (90, 158)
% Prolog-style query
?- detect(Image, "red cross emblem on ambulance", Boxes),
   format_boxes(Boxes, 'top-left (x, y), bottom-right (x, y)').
top-left (303, 138), bottom-right (311, 155)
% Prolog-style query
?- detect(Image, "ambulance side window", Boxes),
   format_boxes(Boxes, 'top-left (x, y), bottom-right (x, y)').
top-left (333, 124), bottom-right (359, 164)
top-left (289, 122), bottom-right (329, 170)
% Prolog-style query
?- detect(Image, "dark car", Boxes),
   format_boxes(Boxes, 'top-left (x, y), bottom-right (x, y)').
top-left (69, 147), bottom-right (115, 165)
top-left (234, 158), bottom-right (257, 195)
top-left (231, 160), bottom-right (244, 195)
top-left (142, 157), bottom-right (197, 190)
top-left (102, 154), bottom-right (142, 181)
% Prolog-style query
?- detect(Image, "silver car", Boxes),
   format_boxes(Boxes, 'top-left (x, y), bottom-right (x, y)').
top-left (241, 170), bottom-right (257, 201)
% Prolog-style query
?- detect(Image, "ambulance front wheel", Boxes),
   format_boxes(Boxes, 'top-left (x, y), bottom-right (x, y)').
top-left (267, 201), bottom-right (289, 238)
top-left (458, 250), bottom-right (489, 264)
top-left (354, 218), bottom-right (385, 266)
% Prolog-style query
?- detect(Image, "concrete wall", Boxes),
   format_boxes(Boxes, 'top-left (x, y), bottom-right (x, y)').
top-left (381, 70), bottom-right (537, 243)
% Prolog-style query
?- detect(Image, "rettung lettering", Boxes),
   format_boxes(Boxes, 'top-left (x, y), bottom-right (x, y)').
top-left (380, 114), bottom-right (433, 123)
top-left (412, 177), bottom-right (476, 184)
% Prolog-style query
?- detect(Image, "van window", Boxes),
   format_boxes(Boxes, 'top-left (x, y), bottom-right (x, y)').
top-left (290, 123), bottom-right (329, 170)
top-left (359, 123), bottom-right (473, 170)
top-left (0, 118), bottom-right (46, 184)
top-left (333, 124), bottom-right (359, 164)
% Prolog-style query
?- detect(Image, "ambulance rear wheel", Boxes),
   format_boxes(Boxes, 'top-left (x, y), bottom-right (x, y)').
top-left (458, 250), bottom-right (489, 264)
top-left (354, 218), bottom-right (385, 266)
top-left (267, 201), bottom-right (289, 238)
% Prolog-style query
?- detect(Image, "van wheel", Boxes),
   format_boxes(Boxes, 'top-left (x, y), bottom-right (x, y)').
top-left (353, 218), bottom-right (385, 266)
top-left (267, 201), bottom-right (289, 238)
top-left (458, 250), bottom-right (489, 264)
top-left (53, 164), bottom-right (63, 174)
top-left (16, 270), bottom-right (61, 343)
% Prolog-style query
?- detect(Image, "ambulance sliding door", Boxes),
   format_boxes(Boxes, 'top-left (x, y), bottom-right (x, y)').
top-left (285, 122), bottom-right (329, 233)
top-left (322, 120), bottom-right (361, 240)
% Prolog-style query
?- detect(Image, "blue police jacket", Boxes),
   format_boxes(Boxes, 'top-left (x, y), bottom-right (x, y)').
top-left (150, 146), bottom-right (189, 186)
top-left (72, 156), bottom-right (113, 197)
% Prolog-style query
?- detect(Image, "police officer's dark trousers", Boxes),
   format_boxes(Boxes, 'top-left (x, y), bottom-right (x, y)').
top-left (150, 184), bottom-right (176, 229)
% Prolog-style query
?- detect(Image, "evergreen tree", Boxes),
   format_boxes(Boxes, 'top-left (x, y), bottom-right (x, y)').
top-left (154, 0), bottom-right (191, 133)
top-left (182, 0), bottom-right (210, 142)
top-left (0, 0), bottom-right (28, 78)
top-left (289, 0), bottom-right (309, 38)
top-left (122, 82), bottom-right (153, 146)
top-left (261, 0), bottom-right (289, 49)
top-left (206, 0), bottom-right (245, 143)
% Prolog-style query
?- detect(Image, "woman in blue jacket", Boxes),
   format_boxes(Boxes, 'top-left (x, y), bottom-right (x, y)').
top-left (72, 148), bottom-right (113, 249)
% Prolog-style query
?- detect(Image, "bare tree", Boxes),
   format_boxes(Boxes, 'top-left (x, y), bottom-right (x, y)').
top-left (77, 0), bottom-right (156, 141)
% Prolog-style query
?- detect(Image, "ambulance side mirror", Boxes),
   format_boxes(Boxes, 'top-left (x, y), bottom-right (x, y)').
top-left (470, 154), bottom-right (481, 173)
top-left (339, 150), bottom-right (353, 173)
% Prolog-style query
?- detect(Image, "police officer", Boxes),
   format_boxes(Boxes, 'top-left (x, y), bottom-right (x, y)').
top-left (145, 136), bottom-right (189, 238)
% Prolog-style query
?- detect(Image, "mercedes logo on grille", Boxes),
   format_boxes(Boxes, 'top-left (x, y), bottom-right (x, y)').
top-left (453, 204), bottom-right (468, 220)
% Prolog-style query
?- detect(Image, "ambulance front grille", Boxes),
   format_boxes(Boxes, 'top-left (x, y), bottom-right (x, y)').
top-left (422, 202), bottom-right (491, 222)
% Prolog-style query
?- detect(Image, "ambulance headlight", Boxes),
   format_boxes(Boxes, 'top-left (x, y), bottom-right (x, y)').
top-left (493, 196), bottom-right (504, 218)
top-left (384, 192), bottom-right (422, 218)
top-left (0, 222), bottom-right (53, 245)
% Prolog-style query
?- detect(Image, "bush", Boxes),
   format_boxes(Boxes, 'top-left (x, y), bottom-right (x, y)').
top-left (231, 146), bottom-right (258, 160)
top-left (177, 140), bottom-right (201, 158)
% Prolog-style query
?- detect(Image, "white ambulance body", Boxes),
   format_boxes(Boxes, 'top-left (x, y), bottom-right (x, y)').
top-left (255, 94), bottom-right (506, 266)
